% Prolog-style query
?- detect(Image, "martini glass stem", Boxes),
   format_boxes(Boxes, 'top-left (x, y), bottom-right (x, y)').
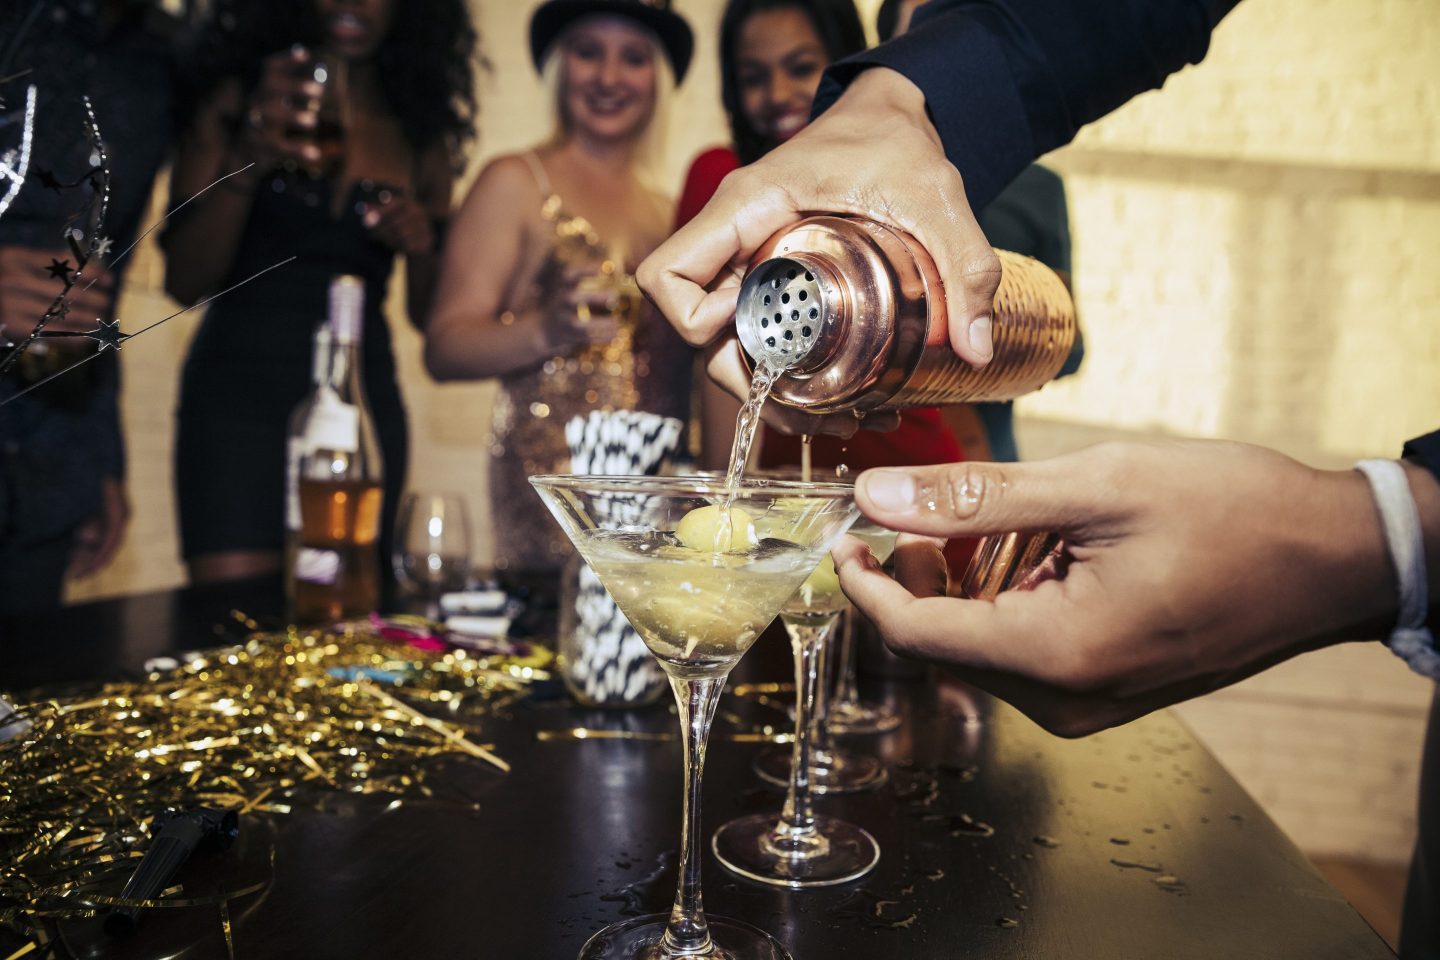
top-left (661, 674), bottom-right (725, 957)
top-left (810, 623), bottom-right (838, 765)
top-left (777, 616), bottom-right (837, 841)
top-left (832, 609), bottom-right (861, 709)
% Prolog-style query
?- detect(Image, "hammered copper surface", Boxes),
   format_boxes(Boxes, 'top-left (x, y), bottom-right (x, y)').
top-left (736, 217), bottom-right (1076, 414)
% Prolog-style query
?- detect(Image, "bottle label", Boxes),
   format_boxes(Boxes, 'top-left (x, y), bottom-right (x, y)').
top-left (306, 390), bottom-right (359, 453)
top-left (285, 437), bottom-right (304, 532)
top-left (295, 547), bottom-right (341, 585)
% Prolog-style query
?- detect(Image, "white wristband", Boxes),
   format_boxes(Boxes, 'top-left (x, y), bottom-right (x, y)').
top-left (1354, 459), bottom-right (1439, 678)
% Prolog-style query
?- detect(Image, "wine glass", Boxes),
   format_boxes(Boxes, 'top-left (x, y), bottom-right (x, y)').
top-left (711, 552), bottom-right (880, 887)
top-left (826, 522), bottom-right (902, 736)
top-left (391, 492), bottom-right (472, 618)
top-left (292, 55), bottom-right (347, 180)
top-left (530, 475), bottom-right (858, 960)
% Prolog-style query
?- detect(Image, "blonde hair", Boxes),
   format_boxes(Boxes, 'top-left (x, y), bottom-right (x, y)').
top-left (538, 18), bottom-right (675, 192)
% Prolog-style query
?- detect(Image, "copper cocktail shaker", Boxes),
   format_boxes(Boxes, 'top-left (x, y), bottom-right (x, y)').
top-left (735, 215), bottom-right (1076, 415)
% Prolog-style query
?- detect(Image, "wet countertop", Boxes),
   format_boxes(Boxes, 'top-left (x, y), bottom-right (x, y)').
top-left (1, 578), bottom-right (1393, 959)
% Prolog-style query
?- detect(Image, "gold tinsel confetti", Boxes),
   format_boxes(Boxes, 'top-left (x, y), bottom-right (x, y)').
top-left (0, 621), bottom-right (551, 949)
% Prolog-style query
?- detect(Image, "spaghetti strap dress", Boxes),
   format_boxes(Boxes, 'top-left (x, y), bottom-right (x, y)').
top-left (488, 152), bottom-right (691, 575)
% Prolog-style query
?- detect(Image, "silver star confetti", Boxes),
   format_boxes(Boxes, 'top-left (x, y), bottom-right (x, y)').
top-left (83, 318), bottom-right (127, 352)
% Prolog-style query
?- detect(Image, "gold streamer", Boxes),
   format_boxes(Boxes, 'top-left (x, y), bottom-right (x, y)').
top-left (0, 622), bottom-right (550, 948)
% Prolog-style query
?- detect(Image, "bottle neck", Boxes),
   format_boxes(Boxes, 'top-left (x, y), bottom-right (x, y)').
top-left (324, 337), bottom-right (366, 403)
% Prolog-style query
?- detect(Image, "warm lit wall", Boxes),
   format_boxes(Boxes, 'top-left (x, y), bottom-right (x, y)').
top-left (1022, 0), bottom-right (1440, 462)
top-left (67, 0), bottom-right (1435, 863)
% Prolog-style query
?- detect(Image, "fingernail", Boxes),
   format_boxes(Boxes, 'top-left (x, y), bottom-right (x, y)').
top-left (862, 470), bottom-right (915, 513)
top-left (969, 315), bottom-right (993, 362)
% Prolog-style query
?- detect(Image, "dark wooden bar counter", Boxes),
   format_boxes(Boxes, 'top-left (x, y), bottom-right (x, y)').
top-left (0, 579), bottom-right (1394, 959)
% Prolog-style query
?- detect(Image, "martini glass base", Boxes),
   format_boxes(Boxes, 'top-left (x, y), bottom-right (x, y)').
top-left (713, 814), bottom-right (879, 888)
top-left (753, 746), bottom-right (887, 794)
top-left (827, 699), bottom-right (902, 736)
top-left (578, 914), bottom-right (792, 960)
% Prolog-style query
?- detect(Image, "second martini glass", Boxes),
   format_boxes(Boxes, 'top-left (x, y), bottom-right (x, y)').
top-left (826, 523), bottom-right (901, 735)
top-left (751, 523), bottom-right (892, 794)
top-left (711, 549), bottom-right (880, 887)
top-left (531, 475), bottom-right (858, 960)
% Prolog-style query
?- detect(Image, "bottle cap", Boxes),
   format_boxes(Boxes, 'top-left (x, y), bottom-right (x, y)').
top-left (328, 275), bottom-right (365, 344)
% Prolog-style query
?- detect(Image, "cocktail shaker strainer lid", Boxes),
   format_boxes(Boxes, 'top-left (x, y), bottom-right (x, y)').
top-left (735, 254), bottom-right (842, 372)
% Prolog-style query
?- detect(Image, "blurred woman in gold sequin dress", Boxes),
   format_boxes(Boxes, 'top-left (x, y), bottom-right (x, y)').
top-left (426, 0), bottom-right (694, 575)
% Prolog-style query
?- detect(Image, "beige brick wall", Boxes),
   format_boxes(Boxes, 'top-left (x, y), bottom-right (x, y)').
top-left (1022, 0), bottom-right (1440, 459)
top-left (61, 0), bottom-right (1436, 863)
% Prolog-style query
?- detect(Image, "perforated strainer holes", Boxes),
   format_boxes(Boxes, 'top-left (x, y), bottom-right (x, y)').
top-left (738, 257), bottom-right (826, 367)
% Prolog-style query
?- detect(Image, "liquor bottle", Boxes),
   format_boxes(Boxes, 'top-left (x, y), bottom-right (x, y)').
top-left (284, 322), bottom-right (333, 609)
top-left (734, 215), bottom-right (1077, 414)
top-left (288, 275), bottom-right (383, 622)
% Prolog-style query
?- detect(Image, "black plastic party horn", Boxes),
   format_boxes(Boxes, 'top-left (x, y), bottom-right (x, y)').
top-left (104, 807), bottom-right (240, 935)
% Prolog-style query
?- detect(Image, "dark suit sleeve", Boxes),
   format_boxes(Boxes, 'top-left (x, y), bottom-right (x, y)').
top-left (814, 0), bottom-right (1240, 209)
top-left (1404, 430), bottom-right (1440, 482)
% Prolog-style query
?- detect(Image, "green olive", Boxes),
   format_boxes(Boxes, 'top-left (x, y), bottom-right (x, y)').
top-left (675, 504), bottom-right (757, 553)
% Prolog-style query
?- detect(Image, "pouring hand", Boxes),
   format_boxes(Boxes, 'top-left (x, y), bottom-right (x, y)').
top-left (638, 67), bottom-right (998, 433)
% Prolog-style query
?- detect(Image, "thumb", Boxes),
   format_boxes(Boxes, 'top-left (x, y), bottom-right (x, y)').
top-left (854, 457), bottom-right (1111, 539)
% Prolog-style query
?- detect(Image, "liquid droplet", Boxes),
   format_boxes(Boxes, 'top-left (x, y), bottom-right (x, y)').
top-left (1110, 858), bottom-right (1163, 873)
top-left (1032, 835), bottom-right (1061, 849)
top-left (1109, 837), bottom-right (1131, 846)
top-left (997, 918), bottom-right (1019, 929)
top-left (1153, 875), bottom-right (1188, 894)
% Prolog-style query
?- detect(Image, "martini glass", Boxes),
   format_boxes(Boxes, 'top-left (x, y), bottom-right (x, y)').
top-left (826, 522), bottom-right (901, 736)
top-left (711, 549), bottom-right (880, 887)
top-left (751, 536), bottom-right (887, 793)
top-left (530, 475), bottom-right (858, 960)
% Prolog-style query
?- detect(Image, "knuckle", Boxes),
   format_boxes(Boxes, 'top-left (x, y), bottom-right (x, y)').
top-left (938, 462), bottom-right (1006, 520)
top-left (879, 623), bottom-right (926, 660)
top-left (1085, 441), bottom-right (1142, 492)
top-left (961, 249), bottom-right (1003, 295)
top-left (634, 258), bottom-right (661, 293)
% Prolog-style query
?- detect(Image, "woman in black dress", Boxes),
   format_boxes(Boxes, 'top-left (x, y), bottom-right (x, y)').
top-left (163, 0), bottom-right (476, 585)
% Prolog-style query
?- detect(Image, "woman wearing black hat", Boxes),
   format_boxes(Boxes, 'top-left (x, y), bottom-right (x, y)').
top-left (426, 0), bottom-right (694, 577)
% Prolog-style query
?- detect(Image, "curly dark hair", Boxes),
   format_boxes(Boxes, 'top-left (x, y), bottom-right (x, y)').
top-left (186, 0), bottom-right (478, 167)
top-left (719, 0), bottom-right (867, 165)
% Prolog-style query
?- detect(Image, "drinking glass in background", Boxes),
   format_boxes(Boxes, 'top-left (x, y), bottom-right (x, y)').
top-left (573, 244), bottom-right (640, 332)
top-left (285, 50), bottom-right (347, 181)
top-left (392, 492), bottom-right (472, 618)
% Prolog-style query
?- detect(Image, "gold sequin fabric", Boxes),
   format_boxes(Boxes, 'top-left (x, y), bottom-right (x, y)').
top-left (489, 200), bottom-right (691, 575)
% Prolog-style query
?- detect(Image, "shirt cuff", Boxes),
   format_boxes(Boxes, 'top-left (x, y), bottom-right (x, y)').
top-left (814, 10), bottom-right (1035, 211)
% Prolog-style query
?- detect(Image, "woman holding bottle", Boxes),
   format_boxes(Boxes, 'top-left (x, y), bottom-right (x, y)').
top-left (163, 0), bottom-right (476, 586)
top-left (676, 0), bottom-right (968, 498)
top-left (425, 0), bottom-right (695, 578)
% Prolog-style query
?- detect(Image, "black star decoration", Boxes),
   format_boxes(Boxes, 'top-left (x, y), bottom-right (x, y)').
top-left (35, 167), bottom-right (63, 191)
top-left (46, 258), bottom-right (73, 282)
top-left (83, 318), bottom-right (127, 352)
